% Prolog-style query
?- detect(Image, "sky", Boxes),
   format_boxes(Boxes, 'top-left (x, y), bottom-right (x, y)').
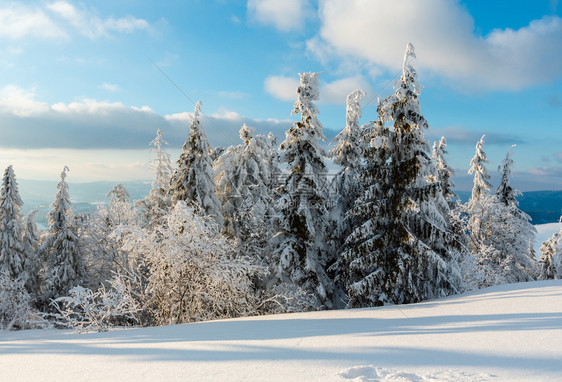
top-left (0, 0), bottom-right (561, 191)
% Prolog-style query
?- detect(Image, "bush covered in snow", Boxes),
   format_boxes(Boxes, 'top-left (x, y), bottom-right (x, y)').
top-left (51, 277), bottom-right (140, 332)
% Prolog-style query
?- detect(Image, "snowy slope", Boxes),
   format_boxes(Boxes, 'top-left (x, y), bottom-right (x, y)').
top-left (1, 280), bottom-right (561, 382)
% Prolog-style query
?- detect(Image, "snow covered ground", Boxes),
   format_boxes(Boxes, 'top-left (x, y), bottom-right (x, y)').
top-left (1, 280), bottom-right (561, 382)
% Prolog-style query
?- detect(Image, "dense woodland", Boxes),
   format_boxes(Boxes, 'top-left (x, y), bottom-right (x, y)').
top-left (1, 44), bottom-right (560, 331)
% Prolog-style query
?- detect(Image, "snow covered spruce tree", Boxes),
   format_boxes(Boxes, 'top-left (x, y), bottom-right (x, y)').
top-left (0, 165), bottom-right (25, 280)
top-left (272, 72), bottom-right (333, 308)
top-left (470, 146), bottom-right (537, 286)
top-left (329, 89), bottom-right (366, 249)
top-left (539, 227), bottom-right (562, 279)
top-left (334, 44), bottom-right (462, 307)
top-left (40, 166), bottom-right (84, 305)
top-left (170, 101), bottom-right (224, 226)
top-left (432, 137), bottom-right (457, 209)
top-left (22, 210), bottom-right (41, 297)
top-left (466, 135), bottom-right (493, 248)
top-left (138, 129), bottom-right (173, 225)
top-left (214, 124), bottom-right (278, 246)
top-left (0, 166), bottom-right (34, 329)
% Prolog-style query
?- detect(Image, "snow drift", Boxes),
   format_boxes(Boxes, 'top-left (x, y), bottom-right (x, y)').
top-left (1, 279), bottom-right (561, 381)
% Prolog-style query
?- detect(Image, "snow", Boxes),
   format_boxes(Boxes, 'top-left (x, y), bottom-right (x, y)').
top-left (2, 280), bottom-right (561, 381)
top-left (534, 222), bottom-right (562, 255)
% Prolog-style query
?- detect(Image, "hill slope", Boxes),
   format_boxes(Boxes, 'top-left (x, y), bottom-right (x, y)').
top-left (1, 280), bottom-right (561, 381)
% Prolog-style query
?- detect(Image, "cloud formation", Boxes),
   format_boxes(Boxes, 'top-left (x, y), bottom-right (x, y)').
top-left (247, 0), bottom-right (311, 32)
top-left (0, 86), bottom-right (291, 150)
top-left (264, 74), bottom-right (371, 105)
top-left (0, 1), bottom-right (150, 41)
top-left (311, 0), bottom-right (562, 90)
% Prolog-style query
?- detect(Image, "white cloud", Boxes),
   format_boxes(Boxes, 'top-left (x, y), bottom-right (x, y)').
top-left (0, 85), bottom-right (49, 117)
top-left (99, 83), bottom-right (120, 92)
top-left (104, 16), bottom-right (149, 34)
top-left (320, 76), bottom-right (371, 104)
top-left (312, 0), bottom-right (562, 90)
top-left (0, 86), bottom-right (290, 150)
top-left (0, 3), bottom-right (67, 40)
top-left (47, 1), bottom-right (150, 39)
top-left (0, 1), bottom-right (150, 42)
top-left (264, 74), bottom-right (371, 105)
top-left (264, 75), bottom-right (300, 101)
top-left (247, 0), bottom-right (311, 32)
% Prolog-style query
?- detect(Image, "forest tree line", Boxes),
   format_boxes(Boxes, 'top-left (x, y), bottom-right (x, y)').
top-left (1, 43), bottom-right (560, 331)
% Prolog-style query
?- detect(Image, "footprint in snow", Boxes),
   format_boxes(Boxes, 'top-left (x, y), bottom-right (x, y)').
top-left (339, 366), bottom-right (494, 382)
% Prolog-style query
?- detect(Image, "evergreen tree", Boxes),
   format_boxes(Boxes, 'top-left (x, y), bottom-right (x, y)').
top-left (467, 135), bottom-right (493, 247)
top-left (170, 101), bottom-right (224, 226)
top-left (432, 136), bottom-right (457, 209)
top-left (40, 166), bottom-right (84, 303)
top-left (272, 72), bottom-right (333, 308)
top-left (539, 228), bottom-right (561, 279)
top-left (0, 165), bottom-right (25, 280)
top-left (330, 89), bottom-right (366, 247)
top-left (138, 129), bottom-right (173, 224)
top-left (22, 210), bottom-right (41, 297)
top-left (214, 124), bottom-right (278, 244)
top-left (468, 146), bottom-right (537, 286)
top-left (496, 145), bottom-right (518, 206)
top-left (335, 43), bottom-right (462, 307)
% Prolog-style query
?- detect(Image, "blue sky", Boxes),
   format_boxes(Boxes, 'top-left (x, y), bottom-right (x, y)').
top-left (0, 0), bottom-right (561, 191)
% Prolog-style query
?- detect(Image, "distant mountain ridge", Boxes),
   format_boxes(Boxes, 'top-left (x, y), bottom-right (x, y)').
top-left (15, 179), bottom-right (562, 227)
top-left (18, 179), bottom-right (152, 229)
top-left (457, 190), bottom-right (562, 224)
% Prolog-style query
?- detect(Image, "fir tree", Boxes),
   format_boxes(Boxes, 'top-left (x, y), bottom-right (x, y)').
top-left (335, 43), bottom-right (462, 307)
top-left (0, 165), bottom-right (25, 280)
top-left (496, 145), bottom-right (518, 206)
top-left (214, 124), bottom-right (278, 244)
top-left (22, 210), bottom-right (41, 297)
top-left (468, 145), bottom-right (537, 286)
top-left (138, 129), bottom-right (173, 224)
top-left (539, 228), bottom-right (561, 279)
top-left (468, 135), bottom-right (492, 201)
top-left (432, 136), bottom-right (457, 209)
top-left (170, 101), bottom-right (224, 226)
top-left (272, 72), bottom-right (333, 308)
top-left (330, 89), bottom-right (366, 248)
top-left (40, 166), bottom-right (84, 303)
top-left (467, 135), bottom-right (493, 247)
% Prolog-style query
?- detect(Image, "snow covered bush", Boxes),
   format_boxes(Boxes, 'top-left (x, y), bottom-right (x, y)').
top-left (122, 201), bottom-right (261, 325)
top-left (51, 276), bottom-right (140, 332)
top-left (76, 184), bottom-right (138, 287)
top-left (256, 281), bottom-right (321, 314)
